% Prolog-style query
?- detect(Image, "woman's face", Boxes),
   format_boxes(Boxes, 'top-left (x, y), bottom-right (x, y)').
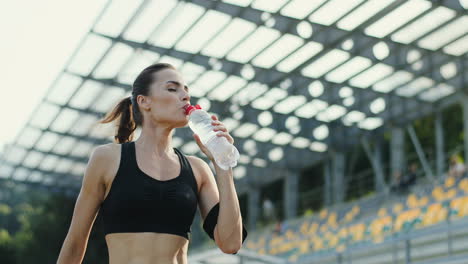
top-left (138, 68), bottom-right (191, 128)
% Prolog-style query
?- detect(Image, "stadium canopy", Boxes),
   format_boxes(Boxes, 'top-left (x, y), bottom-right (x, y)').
top-left (0, 0), bottom-right (467, 195)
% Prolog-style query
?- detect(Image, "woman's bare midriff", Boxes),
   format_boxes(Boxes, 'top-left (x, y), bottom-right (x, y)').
top-left (105, 232), bottom-right (189, 264)
top-left (100, 144), bottom-right (198, 264)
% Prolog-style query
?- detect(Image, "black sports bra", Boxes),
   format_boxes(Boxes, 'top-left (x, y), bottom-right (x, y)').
top-left (99, 141), bottom-right (199, 240)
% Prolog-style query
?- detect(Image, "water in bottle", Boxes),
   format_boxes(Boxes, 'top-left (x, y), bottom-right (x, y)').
top-left (184, 104), bottom-right (240, 170)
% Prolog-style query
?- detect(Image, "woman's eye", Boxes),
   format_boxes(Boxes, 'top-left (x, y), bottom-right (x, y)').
top-left (168, 88), bottom-right (177, 91)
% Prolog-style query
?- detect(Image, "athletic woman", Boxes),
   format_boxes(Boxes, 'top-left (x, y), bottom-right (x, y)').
top-left (57, 63), bottom-right (247, 264)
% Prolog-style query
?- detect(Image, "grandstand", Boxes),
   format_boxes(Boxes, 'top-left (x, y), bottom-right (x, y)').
top-left (244, 175), bottom-right (468, 263)
top-left (0, 0), bottom-right (467, 263)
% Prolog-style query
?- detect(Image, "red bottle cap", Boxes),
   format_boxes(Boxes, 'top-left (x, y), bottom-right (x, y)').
top-left (185, 104), bottom-right (202, 115)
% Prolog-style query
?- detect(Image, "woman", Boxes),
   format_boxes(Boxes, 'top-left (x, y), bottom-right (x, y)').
top-left (57, 63), bottom-right (247, 264)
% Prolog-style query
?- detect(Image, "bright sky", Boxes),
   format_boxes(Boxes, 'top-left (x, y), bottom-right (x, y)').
top-left (0, 0), bottom-right (106, 153)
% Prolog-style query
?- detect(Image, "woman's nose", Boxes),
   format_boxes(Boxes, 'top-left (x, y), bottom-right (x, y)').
top-left (182, 92), bottom-right (190, 102)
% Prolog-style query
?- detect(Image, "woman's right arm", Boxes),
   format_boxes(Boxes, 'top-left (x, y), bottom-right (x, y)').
top-left (56, 145), bottom-right (112, 264)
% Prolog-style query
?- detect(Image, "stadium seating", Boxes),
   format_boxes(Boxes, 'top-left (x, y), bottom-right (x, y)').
top-left (245, 175), bottom-right (468, 263)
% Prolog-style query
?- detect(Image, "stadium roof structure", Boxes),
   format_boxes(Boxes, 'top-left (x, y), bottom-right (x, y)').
top-left (0, 0), bottom-right (467, 195)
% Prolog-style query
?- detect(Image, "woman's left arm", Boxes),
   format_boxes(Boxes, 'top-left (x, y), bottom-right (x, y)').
top-left (191, 115), bottom-right (246, 254)
top-left (196, 159), bottom-right (244, 254)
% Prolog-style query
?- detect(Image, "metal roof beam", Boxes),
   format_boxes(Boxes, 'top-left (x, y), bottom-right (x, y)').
top-left (189, 0), bottom-right (460, 66)
top-left (94, 31), bottom-right (432, 109)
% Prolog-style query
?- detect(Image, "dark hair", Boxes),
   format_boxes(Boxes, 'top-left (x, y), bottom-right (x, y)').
top-left (99, 63), bottom-right (176, 143)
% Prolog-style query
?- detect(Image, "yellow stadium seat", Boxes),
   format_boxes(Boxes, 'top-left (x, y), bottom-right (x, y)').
top-left (370, 218), bottom-right (384, 238)
top-left (432, 186), bottom-right (445, 201)
top-left (329, 212), bottom-right (337, 221)
top-left (285, 230), bottom-right (296, 240)
top-left (313, 238), bottom-right (324, 251)
top-left (370, 218), bottom-right (386, 244)
top-left (246, 241), bottom-right (254, 249)
top-left (319, 209), bottom-right (328, 219)
top-left (300, 221), bottom-right (309, 235)
top-left (446, 189), bottom-right (457, 200)
top-left (327, 213), bottom-right (338, 229)
top-left (445, 176), bottom-right (456, 188)
top-left (394, 215), bottom-right (404, 231)
top-left (378, 208), bottom-right (387, 217)
top-left (459, 196), bottom-right (468, 217)
top-left (459, 179), bottom-right (468, 193)
top-left (320, 224), bottom-right (328, 233)
top-left (407, 194), bottom-right (418, 208)
top-left (329, 234), bottom-right (339, 247)
top-left (393, 203), bottom-right (404, 214)
top-left (308, 222), bottom-right (318, 235)
top-left (349, 223), bottom-right (365, 241)
top-left (338, 227), bottom-right (348, 238)
top-left (431, 206), bottom-right (448, 223)
top-left (298, 240), bottom-right (309, 253)
top-left (352, 205), bottom-right (360, 215)
top-left (419, 196), bottom-right (429, 207)
top-left (422, 203), bottom-right (448, 227)
top-left (344, 212), bottom-right (353, 222)
top-left (450, 197), bottom-right (463, 215)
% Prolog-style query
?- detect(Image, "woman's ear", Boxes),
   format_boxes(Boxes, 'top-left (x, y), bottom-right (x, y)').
top-left (137, 94), bottom-right (152, 111)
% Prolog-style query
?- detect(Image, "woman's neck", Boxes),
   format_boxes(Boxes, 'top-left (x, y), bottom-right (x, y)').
top-left (135, 126), bottom-right (174, 157)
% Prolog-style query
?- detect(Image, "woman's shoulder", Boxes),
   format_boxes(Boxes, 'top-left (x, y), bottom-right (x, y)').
top-left (91, 142), bottom-right (121, 160)
top-left (88, 142), bottom-right (122, 185)
top-left (185, 155), bottom-right (210, 171)
top-left (88, 143), bottom-right (122, 173)
top-left (185, 155), bottom-right (213, 184)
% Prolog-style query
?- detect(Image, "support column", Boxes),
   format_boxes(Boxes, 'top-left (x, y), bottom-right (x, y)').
top-left (463, 98), bottom-right (468, 170)
top-left (332, 151), bottom-right (346, 204)
top-left (283, 171), bottom-right (299, 220)
top-left (324, 160), bottom-right (332, 206)
top-left (408, 125), bottom-right (434, 181)
top-left (391, 127), bottom-right (406, 180)
top-left (247, 186), bottom-right (260, 231)
top-left (435, 111), bottom-right (445, 178)
top-left (374, 140), bottom-right (386, 192)
top-left (362, 138), bottom-right (386, 193)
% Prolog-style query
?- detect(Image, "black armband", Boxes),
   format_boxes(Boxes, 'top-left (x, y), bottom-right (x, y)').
top-left (202, 202), bottom-right (248, 247)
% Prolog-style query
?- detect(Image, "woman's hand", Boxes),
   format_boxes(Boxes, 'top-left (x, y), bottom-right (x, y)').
top-left (193, 115), bottom-right (234, 162)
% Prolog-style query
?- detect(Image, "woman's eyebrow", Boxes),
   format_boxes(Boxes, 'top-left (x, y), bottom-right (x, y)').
top-left (166, 80), bottom-right (189, 91)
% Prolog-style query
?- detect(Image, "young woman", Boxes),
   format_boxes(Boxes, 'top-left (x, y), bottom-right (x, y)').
top-left (57, 63), bottom-right (247, 264)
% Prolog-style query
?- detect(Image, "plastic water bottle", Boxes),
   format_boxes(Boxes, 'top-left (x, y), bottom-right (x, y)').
top-left (185, 104), bottom-right (240, 170)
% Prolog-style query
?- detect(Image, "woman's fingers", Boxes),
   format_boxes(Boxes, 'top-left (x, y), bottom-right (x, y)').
top-left (212, 120), bottom-right (228, 133)
top-left (213, 125), bottom-right (227, 132)
top-left (216, 131), bottom-right (234, 144)
top-left (207, 116), bottom-right (235, 143)
top-left (193, 133), bottom-right (216, 161)
top-left (193, 133), bottom-right (201, 145)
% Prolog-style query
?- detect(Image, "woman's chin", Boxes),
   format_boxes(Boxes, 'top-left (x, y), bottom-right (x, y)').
top-left (173, 118), bottom-right (189, 128)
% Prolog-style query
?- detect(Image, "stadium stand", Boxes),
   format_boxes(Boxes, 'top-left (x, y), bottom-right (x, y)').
top-left (245, 173), bottom-right (468, 263)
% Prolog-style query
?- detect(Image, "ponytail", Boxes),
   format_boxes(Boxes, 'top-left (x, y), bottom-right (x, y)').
top-left (98, 62), bottom-right (176, 144)
top-left (99, 96), bottom-right (137, 144)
